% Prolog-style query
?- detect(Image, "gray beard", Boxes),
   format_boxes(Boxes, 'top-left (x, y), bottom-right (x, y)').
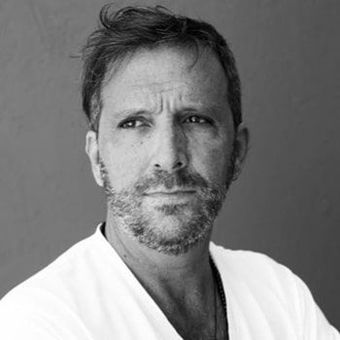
top-left (100, 153), bottom-right (236, 255)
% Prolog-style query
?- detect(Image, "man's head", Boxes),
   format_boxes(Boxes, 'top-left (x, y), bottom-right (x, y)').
top-left (83, 5), bottom-right (248, 255)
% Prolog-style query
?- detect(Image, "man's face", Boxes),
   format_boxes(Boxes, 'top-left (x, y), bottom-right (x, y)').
top-left (86, 46), bottom-right (244, 255)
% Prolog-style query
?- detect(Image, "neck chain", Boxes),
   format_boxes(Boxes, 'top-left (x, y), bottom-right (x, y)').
top-left (209, 255), bottom-right (229, 340)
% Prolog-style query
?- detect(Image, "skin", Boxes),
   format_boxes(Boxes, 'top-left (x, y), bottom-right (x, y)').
top-left (85, 46), bottom-right (248, 339)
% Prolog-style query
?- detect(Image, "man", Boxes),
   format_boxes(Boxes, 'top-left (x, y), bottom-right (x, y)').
top-left (0, 4), bottom-right (338, 339)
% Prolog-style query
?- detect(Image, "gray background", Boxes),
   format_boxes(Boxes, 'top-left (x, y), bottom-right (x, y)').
top-left (0, 0), bottom-right (339, 329)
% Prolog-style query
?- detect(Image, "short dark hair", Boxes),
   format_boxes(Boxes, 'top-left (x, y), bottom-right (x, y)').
top-left (81, 4), bottom-right (242, 132)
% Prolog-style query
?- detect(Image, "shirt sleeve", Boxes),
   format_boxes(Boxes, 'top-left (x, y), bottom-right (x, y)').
top-left (0, 304), bottom-right (60, 340)
top-left (293, 274), bottom-right (340, 339)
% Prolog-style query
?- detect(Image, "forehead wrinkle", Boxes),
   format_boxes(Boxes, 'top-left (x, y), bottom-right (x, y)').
top-left (128, 71), bottom-right (228, 106)
top-left (119, 83), bottom-right (226, 117)
top-left (125, 81), bottom-right (193, 114)
top-left (129, 78), bottom-right (188, 93)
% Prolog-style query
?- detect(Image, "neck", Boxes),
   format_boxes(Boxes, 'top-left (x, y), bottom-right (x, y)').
top-left (104, 211), bottom-right (213, 300)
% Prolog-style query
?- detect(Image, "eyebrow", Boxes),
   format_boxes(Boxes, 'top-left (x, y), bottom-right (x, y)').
top-left (114, 110), bottom-right (151, 122)
top-left (181, 105), bottom-right (225, 116)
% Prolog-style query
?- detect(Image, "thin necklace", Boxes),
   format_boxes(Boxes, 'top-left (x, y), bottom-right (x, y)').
top-left (209, 255), bottom-right (229, 340)
top-left (213, 271), bottom-right (218, 340)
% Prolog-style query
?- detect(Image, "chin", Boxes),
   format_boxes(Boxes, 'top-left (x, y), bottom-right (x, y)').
top-left (130, 205), bottom-right (213, 255)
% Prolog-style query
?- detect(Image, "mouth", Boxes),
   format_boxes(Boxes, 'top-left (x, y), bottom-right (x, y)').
top-left (143, 189), bottom-right (196, 202)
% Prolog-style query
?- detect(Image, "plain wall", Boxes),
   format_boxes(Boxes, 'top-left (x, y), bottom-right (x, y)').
top-left (0, 0), bottom-right (339, 329)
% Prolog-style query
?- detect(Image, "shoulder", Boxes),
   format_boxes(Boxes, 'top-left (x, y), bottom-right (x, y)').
top-left (210, 243), bottom-right (340, 339)
top-left (2, 232), bottom-right (97, 301)
top-left (0, 234), bottom-right (99, 339)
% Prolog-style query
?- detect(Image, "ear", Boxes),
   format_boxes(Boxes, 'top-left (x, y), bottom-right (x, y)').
top-left (232, 124), bottom-right (249, 181)
top-left (85, 130), bottom-right (104, 187)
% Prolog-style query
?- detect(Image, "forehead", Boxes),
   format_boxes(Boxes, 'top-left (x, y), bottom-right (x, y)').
top-left (101, 46), bottom-right (228, 110)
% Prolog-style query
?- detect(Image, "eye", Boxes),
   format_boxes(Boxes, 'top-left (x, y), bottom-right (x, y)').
top-left (118, 118), bottom-right (149, 129)
top-left (184, 115), bottom-right (211, 124)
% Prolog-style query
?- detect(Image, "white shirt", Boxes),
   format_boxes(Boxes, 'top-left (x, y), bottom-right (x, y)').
top-left (0, 224), bottom-right (338, 339)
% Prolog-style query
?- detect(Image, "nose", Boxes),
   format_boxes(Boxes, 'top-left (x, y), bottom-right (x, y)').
top-left (152, 122), bottom-right (188, 172)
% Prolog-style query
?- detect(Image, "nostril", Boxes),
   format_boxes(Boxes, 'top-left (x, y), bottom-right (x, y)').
top-left (175, 161), bottom-right (183, 169)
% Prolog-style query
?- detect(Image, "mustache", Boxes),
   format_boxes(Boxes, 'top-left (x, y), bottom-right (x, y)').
top-left (134, 169), bottom-right (210, 194)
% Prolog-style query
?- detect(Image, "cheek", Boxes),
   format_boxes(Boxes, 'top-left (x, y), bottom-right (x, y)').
top-left (101, 140), bottom-right (148, 189)
top-left (190, 137), bottom-right (232, 184)
top-left (206, 149), bottom-right (230, 183)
